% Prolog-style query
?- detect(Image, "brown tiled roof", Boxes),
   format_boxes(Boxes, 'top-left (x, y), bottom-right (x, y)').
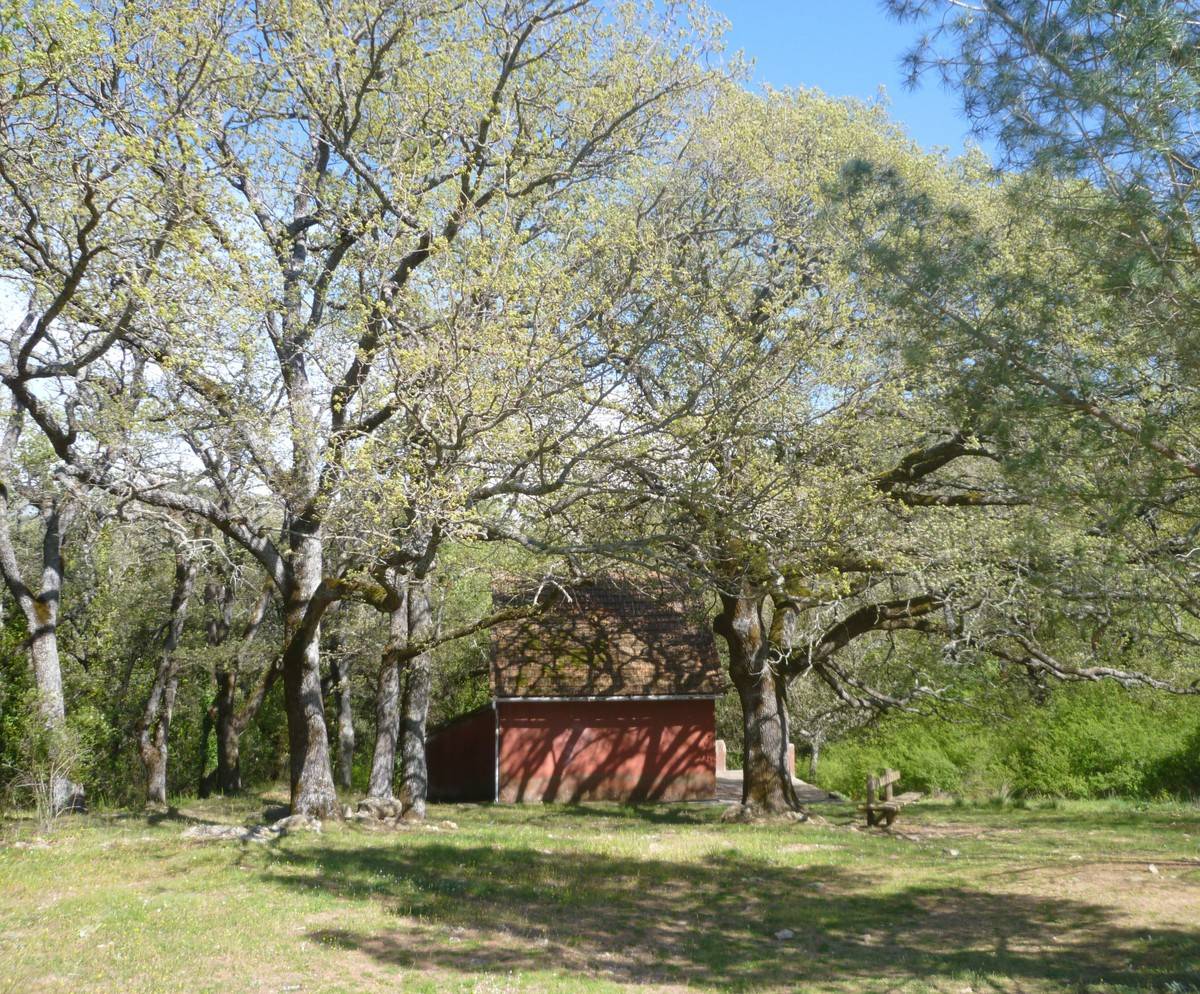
top-left (490, 578), bottom-right (724, 699)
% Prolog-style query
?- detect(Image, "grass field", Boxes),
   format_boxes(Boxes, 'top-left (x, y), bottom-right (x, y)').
top-left (2, 793), bottom-right (1199, 994)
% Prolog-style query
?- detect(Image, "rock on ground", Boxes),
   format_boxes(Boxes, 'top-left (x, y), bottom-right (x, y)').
top-left (355, 797), bottom-right (405, 820)
top-left (181, 813), bottom-right (321, 844)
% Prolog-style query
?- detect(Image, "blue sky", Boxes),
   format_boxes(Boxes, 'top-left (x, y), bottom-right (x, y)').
top-left (706, 1), bottom-right (991, 159)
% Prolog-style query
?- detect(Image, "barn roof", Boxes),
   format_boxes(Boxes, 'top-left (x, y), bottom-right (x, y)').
top-left (490, 578), bottom-right (724, 699)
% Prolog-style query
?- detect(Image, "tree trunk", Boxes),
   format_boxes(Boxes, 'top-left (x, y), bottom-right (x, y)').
top-left (198, 703), bottom-right (215, 798)
top-left (213, 668), bottom-right (242, 792)
top-left (139, 550), bottom-right (198, 807)
top-left (807, 735), bottom-right (821, 781)
top-left (281, 525), bottom-right (339, 817)
top-left (203, 582), bottom-right (274, 795)
top-left (282, 622), bottom-right (337, 816)
top-left (366, 654), bottom-right (400, 798)
top-left (364, 583), bottom-right (408, 801)
top-left (29, 620), bottom-right (84, 812)
top-left (140, 673), bottom-right (178, 805)
top-left (713, 592), bottom-right (799, 814)
top-left (367, 581), bottom-right (408, 800)
top-left (199, 578), bottom-right (234, 798)
top-left (398, 577), bottom-right (434, 820)
top-left (331, 657), bottom-right (355, 791)
top-left (0, 496), bottom-right (85, 813)
top-left (200, 668), bottom-right (242, 796)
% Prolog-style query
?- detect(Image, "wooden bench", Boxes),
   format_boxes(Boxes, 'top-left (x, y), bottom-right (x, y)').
top-left (862, 768), bottom-right (923, 827)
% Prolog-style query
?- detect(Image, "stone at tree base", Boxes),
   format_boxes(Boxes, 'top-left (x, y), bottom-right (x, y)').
top-left (774, 929), bottom-right (796, 940)
top-left (356, 797), bottom-right (404, 820)
top-left (272, 814), bottom-right (322, 835)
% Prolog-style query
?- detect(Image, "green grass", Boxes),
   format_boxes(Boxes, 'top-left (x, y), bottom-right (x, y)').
top-left (2, 794), bottom-right (1199, 993)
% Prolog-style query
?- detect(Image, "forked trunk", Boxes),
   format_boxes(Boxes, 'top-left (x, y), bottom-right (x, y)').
top-left (398, 577), bottom-right (434, 820)
top-left (713, 592), bottom-right (799, 814)
top-left (281, 527), bottom-right (338, 818)
top-left (140, 675), bottom-right (177, 805)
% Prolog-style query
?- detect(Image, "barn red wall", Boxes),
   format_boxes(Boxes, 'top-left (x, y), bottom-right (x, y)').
top-left (497, 699), bottom-right (715, 803)
top-left (427, 705), bottom-right (496, 802)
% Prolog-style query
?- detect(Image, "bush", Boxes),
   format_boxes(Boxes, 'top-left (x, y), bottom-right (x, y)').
top-left (815, 713), bottom-right (1011, 799)
top-left (0, 610), bottom-right (34, 794)
top-left (814, 683), bottom-right (1200, 801)
top-left (2, 709), bottom-right (87, 829)
top-left (1008, 684), bottom-right (1198, 799)
top-left (1150, 723), bottom-right (1200, 799)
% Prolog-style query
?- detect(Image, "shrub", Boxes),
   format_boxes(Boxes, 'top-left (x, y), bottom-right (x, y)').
top-left (3, 711), bottom-right (87, 830)
top-left (815, 713), bottom-right (1010, 799)
top-left (1008, 684), bottom-right (1197, 799)
top-left (814, 683), bottom-right (1200, 801)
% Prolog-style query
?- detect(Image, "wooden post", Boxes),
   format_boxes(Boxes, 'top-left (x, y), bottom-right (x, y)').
top-left (715, 739), bottom-right (727, 775)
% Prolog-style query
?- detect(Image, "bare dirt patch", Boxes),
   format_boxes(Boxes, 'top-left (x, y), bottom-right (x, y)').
top-left (998, 860), bottom-right (1200, 927)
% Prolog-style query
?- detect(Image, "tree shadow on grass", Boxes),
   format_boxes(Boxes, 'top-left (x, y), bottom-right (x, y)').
top-left (450, 800), bottom-right (857, 829)
top-left (259, 838), bottom-right (1200, 992)
top-left (914, 804), bottom-right (1200, 836)
top-left (486, 801), bottom-right (724, 826)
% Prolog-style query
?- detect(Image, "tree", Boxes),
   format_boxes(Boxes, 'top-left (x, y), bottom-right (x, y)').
top-left (0, 409), bottom-right (85, 812)
top-left (883, 0), bottom-right (1200, 474)
top-left (137, 539), bottom-right (198, 806)
top-left (0, 0), bottom-right (226, 807)
top-left (198, 576), bottom-right (277, 797)
top-left (1, 0), bottom-right (723, 815)
top-left (580, 84), bottom-right (1028, 813)
top-left (869, 0), bottom-right (1200, 691)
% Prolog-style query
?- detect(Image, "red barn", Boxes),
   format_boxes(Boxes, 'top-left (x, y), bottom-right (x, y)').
top-left (427, 579), bottom-right (724, 803)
